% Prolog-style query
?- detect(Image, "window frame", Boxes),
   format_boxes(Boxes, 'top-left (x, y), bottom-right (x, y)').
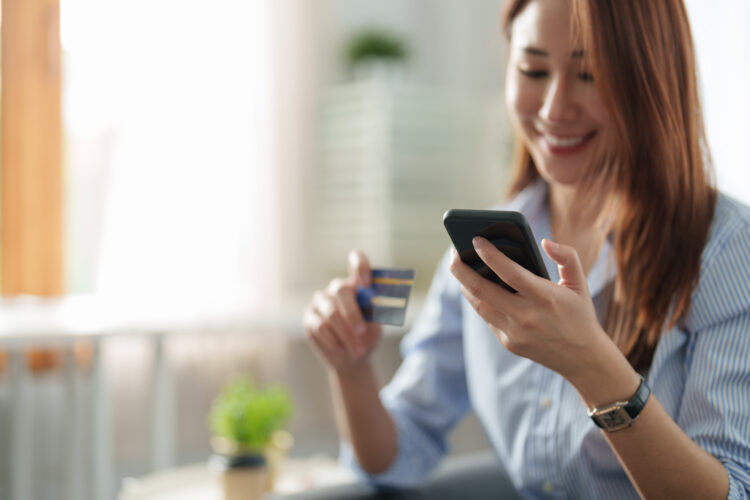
top-left (1, 0), bottom-right (63, 296)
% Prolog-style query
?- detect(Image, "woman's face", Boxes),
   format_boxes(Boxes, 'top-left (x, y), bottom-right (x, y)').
top-left (505, 0), bottom-right (614, 187)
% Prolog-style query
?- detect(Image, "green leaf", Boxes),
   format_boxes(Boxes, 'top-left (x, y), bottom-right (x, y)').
top-left (345, 28), bottom-right (409, 69)
top-left (208, 377), bottom-right (294, 452)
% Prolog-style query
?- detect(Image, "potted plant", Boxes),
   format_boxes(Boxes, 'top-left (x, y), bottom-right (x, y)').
top-left (344, 27), bottom-right (410, 82)
top-left (208, 377), bottom-right (294, 500)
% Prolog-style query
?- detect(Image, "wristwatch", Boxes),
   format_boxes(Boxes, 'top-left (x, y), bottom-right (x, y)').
top-left (587, 375), bottom-right (651, 432)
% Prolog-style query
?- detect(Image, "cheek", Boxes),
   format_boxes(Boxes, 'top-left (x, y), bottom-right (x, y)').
top-left (505, 73), bottom-right (540, 125)
top-left (585, 91), bottom-right (618, 151)
top-left (504, 72), bottom-right (520, 121)
top-left (584, 89), bottom-right (611, 128)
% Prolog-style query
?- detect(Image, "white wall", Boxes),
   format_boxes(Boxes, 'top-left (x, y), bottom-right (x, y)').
top-left (322, 0), bottom-right (506, 92)
top-left (685, 0), bottom-right (750, 204)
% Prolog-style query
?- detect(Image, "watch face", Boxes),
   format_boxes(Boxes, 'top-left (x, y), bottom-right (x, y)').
top-left (595, 407), bottom-right (632, 431)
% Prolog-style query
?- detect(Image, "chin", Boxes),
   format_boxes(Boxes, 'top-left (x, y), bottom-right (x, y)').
top-left (532, 158), bottom-right (587, 188)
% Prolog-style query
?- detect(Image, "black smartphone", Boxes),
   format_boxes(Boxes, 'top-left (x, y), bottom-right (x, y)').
top-left (443, 209), bottom-right (550, 293)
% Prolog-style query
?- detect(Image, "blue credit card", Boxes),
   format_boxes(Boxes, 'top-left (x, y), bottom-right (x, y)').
top-left (356, 268), bottom-right (416, 326)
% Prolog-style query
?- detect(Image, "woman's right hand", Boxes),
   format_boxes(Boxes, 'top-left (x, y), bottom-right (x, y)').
top-left (303, 250), bottom-right (383, 374)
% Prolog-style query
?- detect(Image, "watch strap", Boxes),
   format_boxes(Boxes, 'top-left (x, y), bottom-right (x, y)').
top-left (589, 375), bottom-right (651, 431)
top-left (623, 375), bottom-right (651, 420)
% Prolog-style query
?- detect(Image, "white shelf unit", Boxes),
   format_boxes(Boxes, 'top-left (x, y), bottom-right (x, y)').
top-left (313, 81), bottom-right (508, 289)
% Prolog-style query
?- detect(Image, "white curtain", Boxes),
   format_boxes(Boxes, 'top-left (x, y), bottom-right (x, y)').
top-left (685, 0), bottom-right (750, 204)
top-left (63, 0), bottom-right (282, 319)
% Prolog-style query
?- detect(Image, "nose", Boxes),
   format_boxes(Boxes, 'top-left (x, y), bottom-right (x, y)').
top-left (540, 77), bottom-right (578, 123)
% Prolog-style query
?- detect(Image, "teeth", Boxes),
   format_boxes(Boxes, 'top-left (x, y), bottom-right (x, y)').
top-left (543, 133), bottom-right (587, 147)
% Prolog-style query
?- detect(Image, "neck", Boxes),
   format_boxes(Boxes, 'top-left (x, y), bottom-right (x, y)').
top-left (548, 184), bottom-right (599, 232)
top-left (548, 183), bottom-right (608, 273)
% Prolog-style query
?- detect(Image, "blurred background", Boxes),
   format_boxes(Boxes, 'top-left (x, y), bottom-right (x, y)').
top-left (0, 0), bottom-right (748, 498)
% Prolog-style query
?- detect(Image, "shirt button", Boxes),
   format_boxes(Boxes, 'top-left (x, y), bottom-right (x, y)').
top-left (540, 397), bottom-right (553, 409)
top-left (543, 481), bottom-right (555, 493)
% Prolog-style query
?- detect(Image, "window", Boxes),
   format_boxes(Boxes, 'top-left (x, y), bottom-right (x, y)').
top-left (685, 0), bottom-right (750, 204)
top-left (60, 0), bottom-right (281, 316)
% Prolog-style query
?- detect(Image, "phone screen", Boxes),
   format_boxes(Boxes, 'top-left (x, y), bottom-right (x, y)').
top-left (443, 209), bottom-right (549, 292)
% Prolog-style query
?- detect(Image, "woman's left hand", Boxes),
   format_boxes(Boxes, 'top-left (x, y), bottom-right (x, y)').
top-left (449, 236), bottom-right (608, 382)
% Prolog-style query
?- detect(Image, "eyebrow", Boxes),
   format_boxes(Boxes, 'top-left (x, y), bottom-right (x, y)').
top-left (521, 46), bottom-right (585, 58)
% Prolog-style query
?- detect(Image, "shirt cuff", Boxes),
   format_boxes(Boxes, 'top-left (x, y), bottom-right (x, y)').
top-left (727, 473), bottom-right (744, 500)
top-left (337, 409), bottom-right (444, 488)
top-left (723, 459), bottom-right (750, 500)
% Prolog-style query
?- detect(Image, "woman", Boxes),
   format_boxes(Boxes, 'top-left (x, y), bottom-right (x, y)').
top-left (303, 0), bottom-right (750, 498)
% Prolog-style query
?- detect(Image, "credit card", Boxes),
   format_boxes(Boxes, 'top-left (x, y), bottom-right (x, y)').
top-left (356, 268), bottom-right (415, 326)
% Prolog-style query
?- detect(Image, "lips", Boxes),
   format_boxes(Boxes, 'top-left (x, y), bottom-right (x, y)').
top-left (539, 130), bottom-right (596, 155)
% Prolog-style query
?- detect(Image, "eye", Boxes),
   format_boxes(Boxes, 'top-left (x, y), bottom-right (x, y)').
top-left (577, 72), bottom-right (595, 83)
top-left (519, 69), bottom-right (548, 79)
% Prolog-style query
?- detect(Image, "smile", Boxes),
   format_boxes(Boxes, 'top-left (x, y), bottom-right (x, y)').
top-left (539, 131), bottom-right (596, 155)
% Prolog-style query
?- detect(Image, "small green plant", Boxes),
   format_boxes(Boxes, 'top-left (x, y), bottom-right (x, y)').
top-left (209, 378), bottom-right (293, 454)
top-left (345, 27), bottom-right (409, 70)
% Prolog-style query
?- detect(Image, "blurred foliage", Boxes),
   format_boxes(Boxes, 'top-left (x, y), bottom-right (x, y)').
top-left (345, 27), bottom-right (409, 69)
top-left (208, 377), bottom-right (293, 454)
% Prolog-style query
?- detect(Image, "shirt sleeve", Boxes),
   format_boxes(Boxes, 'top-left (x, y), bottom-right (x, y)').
top-left (680, 223), bottom-right (750, 499)
top-left (339, 250), bottom-right (471, 488)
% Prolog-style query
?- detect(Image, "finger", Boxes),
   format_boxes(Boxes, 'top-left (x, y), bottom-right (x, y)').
top-left (304, 308), bottom-right (342, 353)
top-left (362, 322), bottom-right (382, 345)
top-left (308, 331), bottom-right (332, 357)
top-left (322, 305), bottom-right (357, 355)
top-left (494, 329), bottom-right (519, 355)
top-left (325, 279), bottom-right (367, 339)
top-left (347, 250), bottom-right (372, 287)
top-left (541, 239), bottom-right (589, 294)
top-left (313, 291), bottom-right (358, 355)
top-left (302, 305), bottom-right (319, 335)
top-left (459, 285), bottom-right (530, 356)
top-left (318, 324), bottom-right (345, 353)
top-left (314, 325), bottom-right (345, 356)
top-left (334, 289), bottom-right (368, 338)
top-left (472, 236), bottom-right (544, 297)
top-left (460, 284), bottom-right (512, 332)
top-left (449, 247), bottom-right (520, 313)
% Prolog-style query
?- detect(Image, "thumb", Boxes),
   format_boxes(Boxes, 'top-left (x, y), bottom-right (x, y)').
top-left (541, 239), bottom-right (588, 293)
top-left (347, 249), bottom-right (372, 287)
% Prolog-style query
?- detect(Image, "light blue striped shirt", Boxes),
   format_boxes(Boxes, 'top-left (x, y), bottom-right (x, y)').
top-left (341, 179), bottom-right (750, 499)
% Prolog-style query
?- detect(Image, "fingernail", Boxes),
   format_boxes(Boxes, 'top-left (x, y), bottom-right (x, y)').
top-left (472, 236), bottom-right (486, 248)
top-left (356, 323), bottom-right (366, 335)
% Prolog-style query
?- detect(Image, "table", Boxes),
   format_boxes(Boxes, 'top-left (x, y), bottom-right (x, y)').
top-left (117, 455), bottom-right (358, 500)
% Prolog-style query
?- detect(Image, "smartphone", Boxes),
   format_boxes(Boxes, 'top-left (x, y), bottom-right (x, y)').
top-left (443, 209), bottom-right (550, 293)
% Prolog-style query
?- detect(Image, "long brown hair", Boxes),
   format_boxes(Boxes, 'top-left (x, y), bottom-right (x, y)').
top-left (501, 0), bottom-right (716, 372)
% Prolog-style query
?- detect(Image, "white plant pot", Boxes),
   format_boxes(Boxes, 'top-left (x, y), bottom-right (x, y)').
top-left (352, 60), bottom-right (405, 83)
top-left (211, 453), bottom-right (269, 500)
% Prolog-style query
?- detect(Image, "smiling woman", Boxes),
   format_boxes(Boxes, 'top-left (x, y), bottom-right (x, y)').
top-left (504, 0), bottom-right (717, 375)
top-left (301, 0), bottom-right (750, 499)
